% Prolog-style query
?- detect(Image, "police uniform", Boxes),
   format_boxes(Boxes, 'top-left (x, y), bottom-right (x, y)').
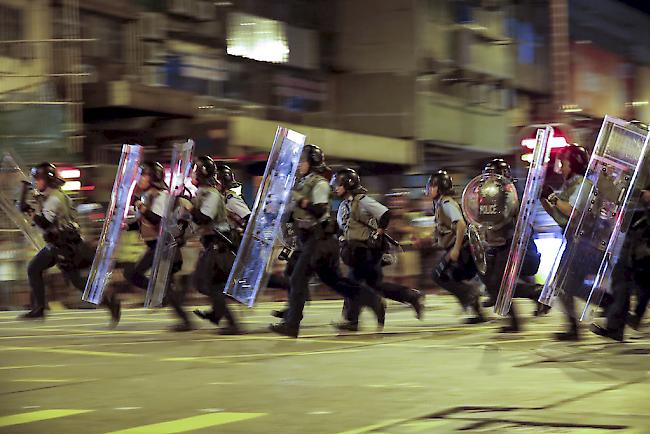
top-left (282, 173), bottom-right (384, 332)
top-left (26, 188), bottom-right (112, 316)
top-left (546, 174), bottom-right (599, 337)
top-left (430, 194), bottom-right (483, 319)
top-left (124, 187), bottom-right (172, 290)
top-left (338, 193), bottom-right (422, 317)
top-left (192, 185), bottom-right (239, 330)
top-left (224, 188), bottom-right (251, 245)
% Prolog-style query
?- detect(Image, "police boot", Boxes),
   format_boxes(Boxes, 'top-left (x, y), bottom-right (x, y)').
top-left (554, 317), bottom-right (580, 341)
top-left (465, 298), bottom-right (487, 324)
top-left (332, 321), bottom-right (359, 333)
top-left (590, 323), bottom-right (623, 342)
top-left (19, 307), bottom-right (45, 320)
top-left (410, 290), bottom-right (425, 320)
top-left (269, 322), bottom-right (299, 338)
top-left (102, 294), bottom-right (121, 329)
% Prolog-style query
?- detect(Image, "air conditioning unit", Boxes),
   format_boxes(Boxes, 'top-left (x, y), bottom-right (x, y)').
top-left (197, 1), bottom-right (216, 21)
top-left (142, 42), bottom-right (167, 65)
top-left (139, 12), bottom-right (166, 40)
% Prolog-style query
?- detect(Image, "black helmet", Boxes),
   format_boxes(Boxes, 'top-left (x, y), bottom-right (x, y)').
top-left (31, 162), bottom-right (65, 188)
top-left (557, 144), bottom-right (589, 176)
top-left (216, 164), bottom-right (240, 189)
top-left (139, 161), bottom-right (167, 190)
top-left (426, 170), bottom-right (454, 196)
top-left (193, 155), bottom-right (217, 186)
top-left (301, 144), bottom-right (325, 172)
top-left (483, 158), bottom-right (513, 180)
top-left (331, 168), bottom-right (363, 192)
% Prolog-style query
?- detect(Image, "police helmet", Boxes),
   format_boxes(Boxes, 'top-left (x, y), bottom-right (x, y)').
top-left (193, 155), bottom-right (217, 186)
top-left (216, 164), bottom-right (241, 189)
top-left (557, 145), bottom-right (589, 177)
top-left (426, 170), bottom-right (454, 196)
top-left (31, 162), bottom-right (65, 188)
top-left (139, 161), bottom-right (167, 190)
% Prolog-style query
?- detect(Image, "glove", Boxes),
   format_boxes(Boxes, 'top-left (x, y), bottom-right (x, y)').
top-left (540, 184), bottom-right (554, 200)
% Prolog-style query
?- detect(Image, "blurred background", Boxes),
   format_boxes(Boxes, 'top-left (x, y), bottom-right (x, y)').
top-left (0, 0), bottom-right (648, 309)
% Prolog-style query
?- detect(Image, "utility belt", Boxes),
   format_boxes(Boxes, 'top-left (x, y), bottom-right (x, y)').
top-left (434, 239), bottom-right (477, 282)
top-left (46, 224), bottom-right (93, 271)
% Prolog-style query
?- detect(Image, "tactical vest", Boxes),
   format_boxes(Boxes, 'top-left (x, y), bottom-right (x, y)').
top-left (343, 194), bottom-right (377, 242)
top-left (35, 188), bottom-right (75, 227)
top-left (193, 186), bottom-right (228, 236)
top-left (139, 188), bottom-right (162, 241)
top-left (225, 189), bottom-right (246, 231)
top-left (434, 195), bottom-right (460, 249)
top-left (552, 174), bottom-right (584, 229)
top-left (292, 172), bottom-right (330, 229)
top-left (36, 188), bottom-right (79, 245)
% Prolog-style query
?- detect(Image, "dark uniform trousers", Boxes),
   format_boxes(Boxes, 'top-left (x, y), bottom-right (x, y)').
top-left (346, 242), bottom-right (420, 305)
top-left (124, 239), bottom-right (188, 323)
top-left (431, 248), bottom-right (479, 308)
top-left (481, 242), bottom-right (541, 326)
top-left (284, 230), bottom-right (383, 328)
top-left (193, 235), bottom-right (237, 327)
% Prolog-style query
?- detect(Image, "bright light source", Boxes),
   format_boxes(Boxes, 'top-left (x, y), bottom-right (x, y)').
top-left (534, 237), bottom-right (565, 284)
top-left (521, 136), bottom-right (569, 150)
top-left (62, 181), bottom-right (81, 191)
top-left (227, 13), bottom-right (289, 63)
top-left (59, 168), bottom-right (80, 179)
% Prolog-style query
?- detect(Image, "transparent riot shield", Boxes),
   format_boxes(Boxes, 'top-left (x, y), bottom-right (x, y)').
top-left (144, 140), bottom-right (194, 308)
top-left (82, 144), bottom-right (143, 304)
top-left (539, 116), bottom-right (650, 320)
top-left (494, 126), bottom-right (553, 316)
top-left (462, 173), bottom-right (519, 275)
top-left (0, 153), bottom-right (45, 251)
top-left (224, 127), bottom-right (306, 306)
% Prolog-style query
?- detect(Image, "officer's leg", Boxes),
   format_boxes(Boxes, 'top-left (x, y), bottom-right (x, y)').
top-left (123, 247), bottom-right (155, 291)
top-left (284, 241), bottom-right (315, 330)
top-left (193, 245), bottom-right (225, 327)
top-left (592, 261), bottom-right (630, 340)
top-left (433, 250), bottom-right (481, 321)
top-left (214, 248), bottom-right (239, 333)
top-left (167, 252), bottom-right (193, 331)
top-left (22, 246), bottom-right (57, 318)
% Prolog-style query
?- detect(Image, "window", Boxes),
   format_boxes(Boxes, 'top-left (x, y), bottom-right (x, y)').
top-left (227, 12), bottom-right (288, 64)
top-left (0, 5), bottom-right (25, 58)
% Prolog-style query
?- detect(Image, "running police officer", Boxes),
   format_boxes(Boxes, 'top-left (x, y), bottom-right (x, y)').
top-left (332, 167), bottom-right (424, 325)
top-left (424, 170), bottom-right (485, 324)
top-left (540, 144), bottom-right (591, 340)
top-left (270, 145), bottom-right (385, 337)
top-left (123, 161), bottom-right (192, 331)
top-left (478, 159), bottom-right (543, 333)
top-left (18, 162), bottom-right (120, 325)
top-left (189, 156), bottom-right (240, 335)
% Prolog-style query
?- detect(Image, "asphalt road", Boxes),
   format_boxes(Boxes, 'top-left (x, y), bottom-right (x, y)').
top-left (0, 296), bottom-right (649, 433)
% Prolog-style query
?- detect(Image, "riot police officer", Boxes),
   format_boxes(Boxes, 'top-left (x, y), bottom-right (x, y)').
top-left (189, 156), bottom-right (240, 335)
top-left (123, 161), bottom-right (192, 332)
top-left (270, 145), bottom-right (385, 338)
top-left (540, 144), bottom-right (591, 340)
top-left (332, 168), bottom-right (424, 327)
top-left (19, 162), bottom-right (120, 325)
top-left (425, 170), bottom-right (485, 324)
top-left (477, 159), bottom-right (543, 333)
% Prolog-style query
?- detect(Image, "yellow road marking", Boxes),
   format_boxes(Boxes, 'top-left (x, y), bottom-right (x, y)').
top-left (11, 379), bottom-right (89, 383)
top-left (337, 419), bottom-right (402, 434)
top-left (0, 346), bottom-right (139, 358)
top-left (0, 409), bottom-right (93, 428)
top-left (105, 412), bottom-right (265, 433)
top-left (0, 364), bottom-right (65, 370)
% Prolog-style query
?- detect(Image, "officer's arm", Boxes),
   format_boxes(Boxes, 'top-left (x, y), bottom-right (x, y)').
top-left (140, 208), bottom-right (162, 225)
top-left (33, 195), bottom-right (60, 229)
top-left (554, 199), bottom-right (573, 217)
top-left (301, 181), bottom-right (329, 219)
top-left (191, 208), bottom-right (212, 225)
top-left (453, 218), bottom-right (466, 253)
top-left (378, 210), bottom-right (391, 229)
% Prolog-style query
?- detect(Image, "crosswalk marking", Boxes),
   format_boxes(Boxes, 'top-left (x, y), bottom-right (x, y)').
top-left (0, 409), bottom-right (93, 428)
top-left (106, 412), bottom-right (266, 433)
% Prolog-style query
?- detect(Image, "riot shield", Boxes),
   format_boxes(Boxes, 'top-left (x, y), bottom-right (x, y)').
top-left (494, 126), bottom-right (553, 316)
top-left (539, 116), bottom-right (650, 320)
top-left (144, 140), bottom-right (194, 308)
top-left (82, 144), bottom-right (143, 304)
top-left (224, 127), bottom-right (306, 306)
top-left (0, 154), bottom-right (46, 251)
top-left (462, 173), bottom-right (519, 274)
